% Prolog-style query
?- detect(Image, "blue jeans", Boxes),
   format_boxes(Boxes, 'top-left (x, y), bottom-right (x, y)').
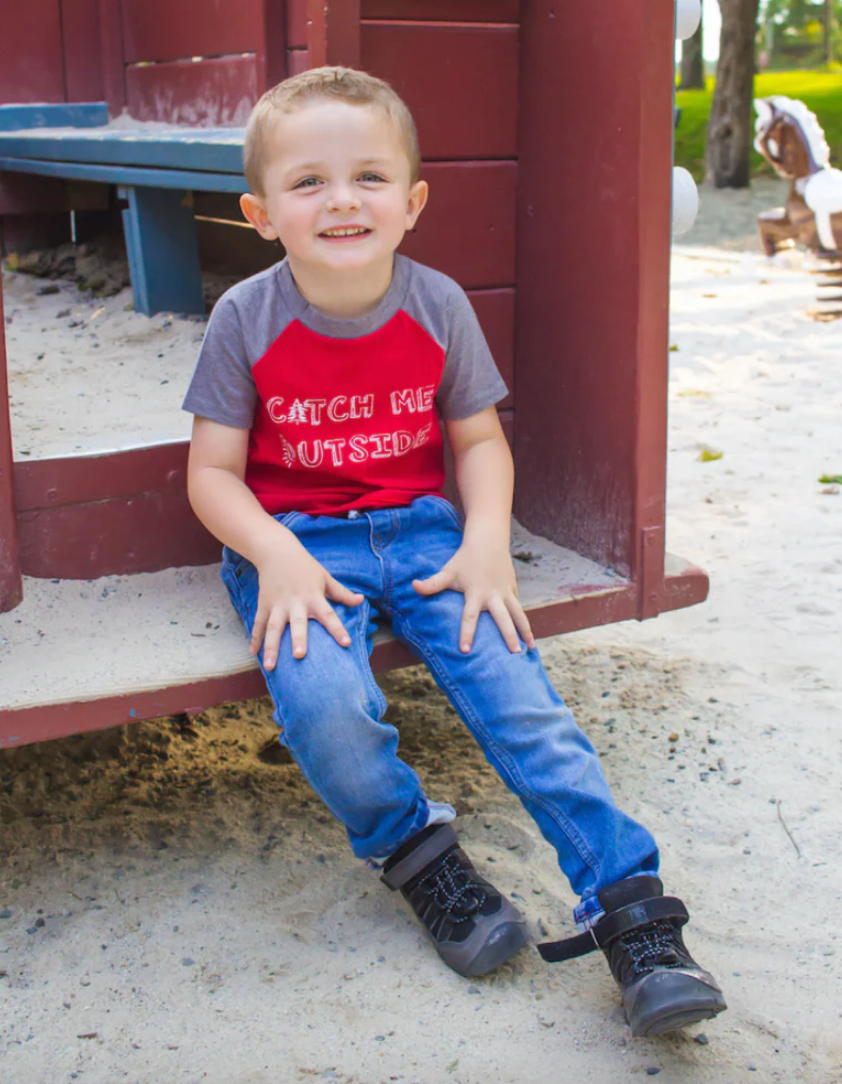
top-left (221, 495), bottom-right (659, 923)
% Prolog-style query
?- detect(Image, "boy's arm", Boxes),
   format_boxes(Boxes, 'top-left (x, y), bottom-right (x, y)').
top-left (187, 416), bottom-right (362, 667)
top-left (412, 406), bottom-right (535, 654)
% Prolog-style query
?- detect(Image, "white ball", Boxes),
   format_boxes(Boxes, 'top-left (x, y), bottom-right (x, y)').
top-left (675, 0), bottom-right (701, 40)
top-left (672, 167), bottom-right (699, 237)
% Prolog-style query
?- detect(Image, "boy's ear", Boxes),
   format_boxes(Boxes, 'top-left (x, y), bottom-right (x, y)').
top-left (405, 179), bottom-right (429, 231)
top-left (240, 192), bottom-right (279, 241)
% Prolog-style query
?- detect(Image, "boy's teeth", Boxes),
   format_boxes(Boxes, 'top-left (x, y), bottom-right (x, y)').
top-left (322, 227), bottom-right (368, 237)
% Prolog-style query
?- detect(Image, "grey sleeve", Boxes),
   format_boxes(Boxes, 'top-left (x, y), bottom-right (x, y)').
top-left (182, 295), bottom-right (257, 429)
top-left (436, 287), bottom-right (509, 421)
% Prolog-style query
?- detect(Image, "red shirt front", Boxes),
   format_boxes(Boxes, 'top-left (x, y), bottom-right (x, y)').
top-left (247, 309), bottom-right (446, 515)
top-left (183, 256), bottom-right (508, 516)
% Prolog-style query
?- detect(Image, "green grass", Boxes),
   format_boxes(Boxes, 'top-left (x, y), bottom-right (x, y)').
top-left (675, 70), bottom-right (842, 180)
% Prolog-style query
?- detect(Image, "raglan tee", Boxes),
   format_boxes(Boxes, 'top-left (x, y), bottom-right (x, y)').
top-left (182, 255), bottom-right (508, 517)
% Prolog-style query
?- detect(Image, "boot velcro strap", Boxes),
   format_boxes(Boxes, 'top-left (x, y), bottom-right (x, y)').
top-left (380, 824), bottom-right (459, 891)
top-left (538, 896), bottom-right (689, 963)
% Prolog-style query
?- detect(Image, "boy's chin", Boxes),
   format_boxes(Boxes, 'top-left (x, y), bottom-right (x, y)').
top-left (313, 247), bottom-right (393, 273)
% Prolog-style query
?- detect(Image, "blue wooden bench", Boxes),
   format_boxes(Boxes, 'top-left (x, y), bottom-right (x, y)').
top-left (0, 103), bottom-right (248, 316)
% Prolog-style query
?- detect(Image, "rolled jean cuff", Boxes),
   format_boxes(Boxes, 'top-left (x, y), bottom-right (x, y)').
top-left (573, 895), bottom-right (605, 930)
top-left (365, 800), bottom-right (456, 869)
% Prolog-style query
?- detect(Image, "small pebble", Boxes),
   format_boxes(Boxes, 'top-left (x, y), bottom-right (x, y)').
top-left (748, 1067), bottom-right (756, 1073)
top-left (374, 1035), bottom-right (385, 1041)
top-left (467, 985), bottom-right (481, 995)
top-left (0, 909), bottom-right (11, 919)
top-left (646, 1069), bottom-right (661, 1076)
top-left (182, 958), bottom-right (195, 966)
top-left (693, 1033), bottom-right (709, 1045)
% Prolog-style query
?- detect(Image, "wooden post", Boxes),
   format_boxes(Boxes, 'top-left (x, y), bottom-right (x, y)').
top-left (257, 0), bottom-right (289, 90)
top-left (0, 278), bottom-right (23, 614)
top-left (306, 0), bottom-right (360, 69)
top-left (97, 0), bottom-right (127, 117)
top-left (120, 186), bottom-right (204, 316)
top-left (515, 0), bottom-right (673, 593)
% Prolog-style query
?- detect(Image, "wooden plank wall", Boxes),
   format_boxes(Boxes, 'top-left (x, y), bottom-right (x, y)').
top-left (0, 1), bottom-right (66, 104)
top-left (358, 0), bottom-right (520, 415)
top-left (121, 0), bottom-right (263, 124)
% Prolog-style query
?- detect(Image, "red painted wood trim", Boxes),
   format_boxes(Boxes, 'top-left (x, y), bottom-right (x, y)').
top-left (14, 443), bottom-right (189, 511)
top-left (121, 0), bottom-right (263, 64)
top-left (125, 56), bottom-right (259, 126)
top-left (0, 278), bottom-right (23, 614)
top-left (16, 493), bottom-right (219, 579)
top-left (631, 0), bottom-right (675, 598)
top-left (256, 0), bottom-right (288, 91)
top-left (306, 0), bottom-right (361, 69)
top-left (361, 1), bottom-right (520, 20)
top-left (61, 0), bottom-right (105, 102)
top-left (287, 48), bottom-right (310, 77)
top-left (287, 0), bottom-right (308, 49)
top-left (638, 525), bottom-right (664, 619)
top-left (13, 443), bottom-right (220, 578)
top-left (97, 0), bottom-right (127, 117)
top-left (658, 560), bottom-right (709, 613)
top-left (359, 23), bottom-right (518, 161)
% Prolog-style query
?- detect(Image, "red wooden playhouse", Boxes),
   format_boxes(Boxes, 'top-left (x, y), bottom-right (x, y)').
top-left (0, 0), bottom-right (705, 747)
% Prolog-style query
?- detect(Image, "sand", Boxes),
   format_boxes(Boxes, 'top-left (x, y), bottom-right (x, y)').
top-left (1, 180), bottom-right (841, 1084)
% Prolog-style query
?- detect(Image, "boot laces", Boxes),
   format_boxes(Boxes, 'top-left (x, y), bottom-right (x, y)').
top-left (417, 853), bottom-right (487, 921)
top-left (618, 920), bottom-right (688, 979)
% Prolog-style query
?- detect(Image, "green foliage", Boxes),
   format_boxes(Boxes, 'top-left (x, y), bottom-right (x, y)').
top-left (674, 70), bottom-right (842, 180)
top-left (759, 0), bottom-right (842, 69)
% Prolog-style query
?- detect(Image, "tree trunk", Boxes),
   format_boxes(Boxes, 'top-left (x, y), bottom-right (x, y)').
top-left (824, 0), bottom-right (834, 66)
top-left (705, 0), bottom-right (760, 188)
top-left (680, 16), bottom-right (705, 90)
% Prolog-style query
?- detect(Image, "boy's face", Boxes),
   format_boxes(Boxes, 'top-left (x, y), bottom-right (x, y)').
top-left (241, 100), bottom-right (427, 278)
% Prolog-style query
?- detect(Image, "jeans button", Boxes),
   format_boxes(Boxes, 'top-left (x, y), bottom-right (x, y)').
top-left (348, 510), bottom-right (360, 520)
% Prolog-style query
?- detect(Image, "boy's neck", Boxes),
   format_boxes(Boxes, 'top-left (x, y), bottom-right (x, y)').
top-left (287, 255), bottom-right (396, 319)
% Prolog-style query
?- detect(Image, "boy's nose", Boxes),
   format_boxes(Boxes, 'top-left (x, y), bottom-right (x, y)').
top-left (326, 185), bottom-right (362, 212)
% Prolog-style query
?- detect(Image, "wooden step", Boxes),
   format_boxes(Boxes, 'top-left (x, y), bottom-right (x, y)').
top-left (0, 525), bottom-right (649, 745)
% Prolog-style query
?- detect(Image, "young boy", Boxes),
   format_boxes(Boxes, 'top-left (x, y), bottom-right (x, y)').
top-left (183, 66), bottom-right (726, 1038)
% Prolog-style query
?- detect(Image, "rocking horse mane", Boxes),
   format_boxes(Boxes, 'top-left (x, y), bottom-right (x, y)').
top-left (756, 96), bottom-right (831, 172)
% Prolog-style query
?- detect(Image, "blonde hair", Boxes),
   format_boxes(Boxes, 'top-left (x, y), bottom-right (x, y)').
top-left (244, 66), bottom-right (421, 195)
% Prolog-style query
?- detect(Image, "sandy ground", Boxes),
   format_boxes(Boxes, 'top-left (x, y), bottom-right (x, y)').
top-left (1, 181), bottom-right (841, 1084)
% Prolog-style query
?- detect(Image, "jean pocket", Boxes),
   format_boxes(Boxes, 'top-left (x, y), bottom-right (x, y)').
top-left (424, 494), bottom-right (464, 530)
top-left (221, 545), bottom-right (254, 582)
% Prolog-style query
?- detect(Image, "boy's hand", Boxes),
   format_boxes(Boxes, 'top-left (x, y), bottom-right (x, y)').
top-left (252, 545), bottom-right (363, 669)
top-left (412, 540), bottom-right (535, 655)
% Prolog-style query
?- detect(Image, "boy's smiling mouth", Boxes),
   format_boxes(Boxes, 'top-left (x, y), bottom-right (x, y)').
top-left (319, 226), bottom-right (372, 239)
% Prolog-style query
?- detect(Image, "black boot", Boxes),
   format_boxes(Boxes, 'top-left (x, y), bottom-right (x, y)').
top-left (381, 823), bottom-right (529, 977)
top-left (538, 876), bottom-right (727, 1037)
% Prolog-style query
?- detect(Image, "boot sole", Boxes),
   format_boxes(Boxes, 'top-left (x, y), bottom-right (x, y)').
top-left (626, 971), bottom-right (728, 1038)
top-left (443, 919), bottom-right (530, 977)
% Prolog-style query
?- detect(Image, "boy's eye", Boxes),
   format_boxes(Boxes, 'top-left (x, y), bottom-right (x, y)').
top-left (359, 172), bottom-right (386, 183)
top-left (293, 177), bottom-right (321, 189)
